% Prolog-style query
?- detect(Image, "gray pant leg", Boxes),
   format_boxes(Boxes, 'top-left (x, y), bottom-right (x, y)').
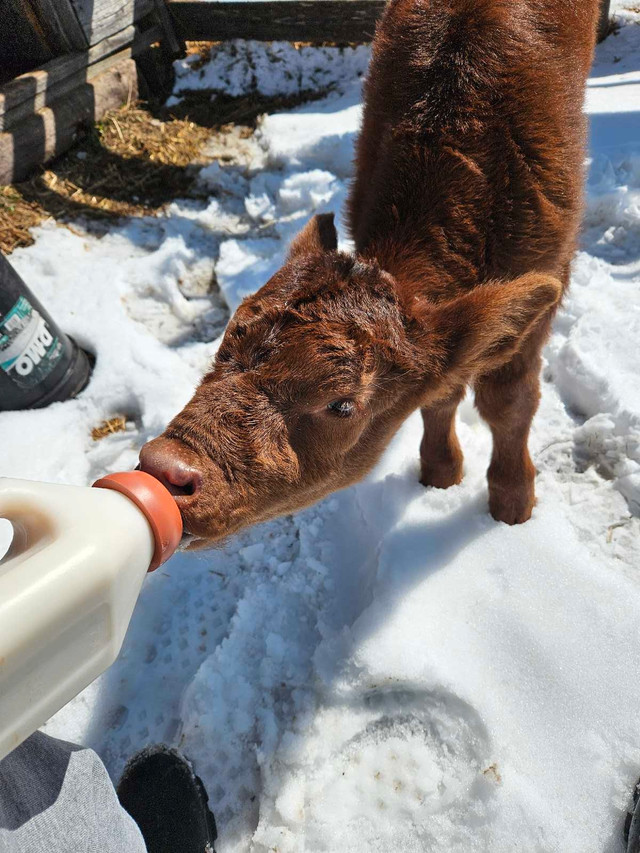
top-left (0, 731), bottom-right (146, 853)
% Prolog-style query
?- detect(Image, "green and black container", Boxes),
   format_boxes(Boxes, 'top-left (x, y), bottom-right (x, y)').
top-left (0, 253), bottom-right (92, 411)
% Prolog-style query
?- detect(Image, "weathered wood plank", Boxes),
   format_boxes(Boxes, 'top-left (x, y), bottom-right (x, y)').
top-left (168, 0), bottom-right (385, 43)
top-left (2, 0), bottom-right (55, 85)
top-left (0, 26), bottom-right (136, 128)
top-left (151, 0), bottom-right (183, 56)
top-left (2, 0), bottom-right (89, 83)
top-left (69, 0), bottom-right (155, 46)
top-left (0, 47), bottom-right (137, 134)
top-left (18, 0), bottom-right (89, 53)
top-left (0, 57), bottom-right (138, 185)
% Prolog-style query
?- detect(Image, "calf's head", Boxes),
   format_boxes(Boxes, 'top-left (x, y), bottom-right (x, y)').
top-left (139, 214), bottom-right (561, 546)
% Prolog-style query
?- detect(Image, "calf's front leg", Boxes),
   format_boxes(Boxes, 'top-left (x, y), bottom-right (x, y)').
top-left (474, 350), bottom-right (542, 525)
top-left (420, 387), bottom-right (465, 489)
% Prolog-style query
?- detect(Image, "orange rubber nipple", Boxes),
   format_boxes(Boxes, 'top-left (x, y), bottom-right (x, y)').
top-left (92, 471), bottom-right (183, 571)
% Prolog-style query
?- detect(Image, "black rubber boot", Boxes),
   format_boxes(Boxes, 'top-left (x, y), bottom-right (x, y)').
top-left (117, 746), bottom-right (217, 853)
top-left (624, 778), bottom-right (640, 853)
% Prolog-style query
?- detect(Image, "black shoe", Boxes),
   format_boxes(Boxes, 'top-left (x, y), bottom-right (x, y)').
top-left (117, 745), bottom-right (217, 853)
top-left (625, 778), bottom-right (640, 853)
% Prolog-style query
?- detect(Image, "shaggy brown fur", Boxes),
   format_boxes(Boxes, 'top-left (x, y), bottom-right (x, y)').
top-left (139, 0), bottom-right (600, 544)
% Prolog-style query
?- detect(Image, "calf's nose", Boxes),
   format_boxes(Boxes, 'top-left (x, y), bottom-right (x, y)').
top-left (138, 437), bottom-right (203, 499)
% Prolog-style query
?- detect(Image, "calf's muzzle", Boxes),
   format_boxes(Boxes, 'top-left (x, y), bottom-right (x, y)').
top-left (138, 437), bottom-right (203, 501)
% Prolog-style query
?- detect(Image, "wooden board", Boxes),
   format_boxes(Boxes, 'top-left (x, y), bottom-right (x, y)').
top-left (69, 0), bottom-right (155, 46)
top-left (0, 27), bottom-right (136, 131)
top-left (168, 0), bottom-right (385, 43)
top-left (2, 0), bottom-right (88, 84)
top-left (0, 56), bottom-right (138, 185)
top-left (151, 0), bottom-right (183, 55)
top-left (26, 0), bottom-right (89, 52)
top-left (2, 0), bottom-right (55, 85)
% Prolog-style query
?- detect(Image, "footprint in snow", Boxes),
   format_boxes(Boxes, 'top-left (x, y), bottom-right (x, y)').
top-left (253, 687), bottom-right (495, 853)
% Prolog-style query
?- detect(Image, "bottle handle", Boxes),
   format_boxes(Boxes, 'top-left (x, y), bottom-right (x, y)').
top-left (0, 485), bottom-right (56, 563)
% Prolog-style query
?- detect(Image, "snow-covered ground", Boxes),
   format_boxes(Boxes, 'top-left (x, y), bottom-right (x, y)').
top-left (2, 6), bottom-right (640, 851)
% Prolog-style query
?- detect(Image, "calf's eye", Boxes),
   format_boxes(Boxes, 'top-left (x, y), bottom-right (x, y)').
top-left (327, 399), bottom-right (355, 417)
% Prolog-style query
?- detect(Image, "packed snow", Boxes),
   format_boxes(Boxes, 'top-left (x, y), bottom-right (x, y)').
top-left (2, 6), bottom-right (640, 852)
top-left (173, 40), bottom-right (371, 99)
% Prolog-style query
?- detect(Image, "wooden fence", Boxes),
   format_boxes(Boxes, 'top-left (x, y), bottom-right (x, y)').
top-left (1, 0), bottom-right (612, 186)
top-left (1, 0), bottom-right (182, 184)
top-left (169, 0), bottom-right (385, 43)
top-left (1, 0), bottom-right (385, 185)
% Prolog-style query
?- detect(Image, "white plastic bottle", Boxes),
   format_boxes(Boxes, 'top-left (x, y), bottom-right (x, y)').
top-left (0, 472), bottom-right (182, 761)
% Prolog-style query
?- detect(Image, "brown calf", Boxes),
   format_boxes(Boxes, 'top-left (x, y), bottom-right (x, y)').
top-left (140, 0), bottom-right (600, 545)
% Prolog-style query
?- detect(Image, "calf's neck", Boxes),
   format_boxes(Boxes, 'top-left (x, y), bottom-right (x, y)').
top-left (140, 0), bottom-right (601, 544)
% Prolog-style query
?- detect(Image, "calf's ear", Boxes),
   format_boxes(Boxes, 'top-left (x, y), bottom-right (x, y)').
top-left (426, 273), bottom-right (563, 378)
top-left (288, 213), bottom-right (338, 259)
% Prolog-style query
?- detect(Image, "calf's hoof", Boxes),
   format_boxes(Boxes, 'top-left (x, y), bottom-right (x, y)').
top-left (488, 482), bottom-right (535, 525)
top-left (420, 457), bottom-right (464, 490)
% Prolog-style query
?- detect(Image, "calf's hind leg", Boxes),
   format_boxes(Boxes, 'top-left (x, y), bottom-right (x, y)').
top-left (420, 387), bottom-right (465, 489)
top-left (474, 345), bottom-right (544, 525)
